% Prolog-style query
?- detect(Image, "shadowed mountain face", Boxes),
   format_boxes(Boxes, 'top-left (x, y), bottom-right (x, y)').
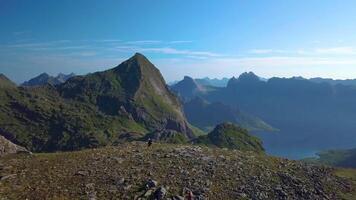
top-left (183, 97), bottom-right (275, 132)
top-left (170, 76), bottom-right (208, 100)
top-left (309, 77), bottom-right (356, 87)
top-left (173, 72), bottom-right (356, 159)
top-left (0, 53), bottom-right (193, 152)
top-left (22, 73), bottom-right (75, 87)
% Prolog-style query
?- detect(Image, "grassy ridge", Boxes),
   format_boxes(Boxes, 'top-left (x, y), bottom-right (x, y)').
top-left (0, 142), bottom-right (352, 199)
top-left (196, 123), bottom-right (265, 152)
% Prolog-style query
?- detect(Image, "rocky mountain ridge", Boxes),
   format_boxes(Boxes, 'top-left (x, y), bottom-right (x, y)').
top-left (0, 53), bottom-right (194, 152)
top-left (0, 142), bottom-right (353, 199)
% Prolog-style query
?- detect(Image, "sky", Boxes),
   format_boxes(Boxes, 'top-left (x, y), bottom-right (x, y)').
top-left (2, 0), bottom-right (356, 83)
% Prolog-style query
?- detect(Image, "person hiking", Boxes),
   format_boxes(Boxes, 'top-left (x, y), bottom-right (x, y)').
top-left (186, 190), bottom-right (194, 200)
top-left (147, 138), bottom-right (153, 147)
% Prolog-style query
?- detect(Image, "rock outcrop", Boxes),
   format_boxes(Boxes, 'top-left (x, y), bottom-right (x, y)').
top-left (0, 135), bottom-right (30, 156)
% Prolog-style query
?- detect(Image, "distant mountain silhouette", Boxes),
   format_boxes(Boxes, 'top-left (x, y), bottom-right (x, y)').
top-left (170, 76), bottom-right (213, 101)
top-left (309, 77), bottom-right (356, 86)
top-left (22, 73), bottom-right (75, 86)
top-left (195, 77), bottom-right (229, 87)
top-left (173, 72), bottom-right (356, 158)
top-left (183, 97), bottom-right (275, 132)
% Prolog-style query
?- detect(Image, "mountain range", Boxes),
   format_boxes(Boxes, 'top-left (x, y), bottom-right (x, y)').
top-left (172, 72), bottom-right (356, 159)
top-left (183, 97), bottom-right (275, 132)
top-left (22, 73), bottom-right (75, 86)
top-left (194, 77), bottom-right (230, 87)
top-left (3, 53), bottom-right (356, 159)
top-left (2, 53), bottom-right (356, 199)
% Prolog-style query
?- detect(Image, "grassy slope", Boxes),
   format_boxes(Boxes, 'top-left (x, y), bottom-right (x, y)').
top-left (0, 54), bottom-right (196, 152)
top-left (196, 123), bottom-right (265, 152)
top-left (0, 143), bottom-right (352, 199)
top-left (0, 86), bottom-right (146, 152)
top-left (304, 149), bottom-right (356, 168)
top-left (334, 168), bottom-right (356, 199)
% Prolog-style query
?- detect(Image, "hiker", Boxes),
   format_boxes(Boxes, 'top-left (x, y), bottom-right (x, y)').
top-left (186, 190), bottom-right (194, 200)
top-left (148, 138), bottom-right (153, 147)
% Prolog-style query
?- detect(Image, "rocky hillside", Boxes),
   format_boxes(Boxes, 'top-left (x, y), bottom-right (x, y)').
top-left (0, 53), bottom-right (194, 152)
top-left (196, 123), bottom-right (265, 152)
top-left (0, 142), bottom-right (353, 199)
top-left (0, 135), bottom-right (29, 157)
top-left (59, 53), bottom-right (193, 139)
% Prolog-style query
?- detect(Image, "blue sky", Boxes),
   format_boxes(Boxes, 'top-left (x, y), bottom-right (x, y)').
top-left (2, 0), bottom-right (356, 83)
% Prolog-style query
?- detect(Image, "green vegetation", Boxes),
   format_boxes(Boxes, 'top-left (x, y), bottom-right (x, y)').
top-left (0, 74), bottom-right (16, 88)
top-left (304, 148), bottom-right (356, 168)
top-left (196, 122), bottom-right (264, 152)
top-left (0, 53), bottom-right (193, 152)
top-left (334, 168), bottom-right (356, 199)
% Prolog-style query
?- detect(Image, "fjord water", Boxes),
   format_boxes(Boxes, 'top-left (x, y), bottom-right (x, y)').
top-left (253, 130), bottom-right (356, 160)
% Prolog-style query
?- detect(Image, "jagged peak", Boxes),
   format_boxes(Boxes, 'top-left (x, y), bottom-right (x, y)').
top-left (227, 76), bottom-right (238, 87)
top-left (183, 76), bottom-right (196, 83)
top-left (37, 73), bottom-right (51, 78)
top-left (128, 52), bottom-right (151, 64)
top-left (0, 73), bottom-right (8, 80)
top-left (238, 72), bottom-right (260, 82)
top-left (112, 53), bottom-right (159, 77)
top-left (174, 75), bottom-right (202, 91)
top-left (0, 73), bottom-right (16, 88)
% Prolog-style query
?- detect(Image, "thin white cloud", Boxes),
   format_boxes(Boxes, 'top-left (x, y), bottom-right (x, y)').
top-left (112, 45), bottom-right (223, 57)
top-left (249, 49), bottom-right (288, 54)
top-left (141, 47), bottom-right (223, 57)
top-left (249, 46), bottom-right (356, 56)
top-left (314, 47), bottom-right (356, 55)
top-left (93, 39), bottom-right (122, 43)
top-left (5, 40), bottom-right (72, 48)
top-left (168, 40), bottom-right (193, 44)
top-left (125, 40), bottom-right (162, 45)
top-left (213, 56), bottom-right (356, 67)
top-left (13, 30), bottom-right (32, 36)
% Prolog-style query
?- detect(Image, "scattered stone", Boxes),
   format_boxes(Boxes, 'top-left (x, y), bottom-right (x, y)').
top-left (85, 183), bottom-right (96, 200)
top-left (146, 179), bottom-right (158, 189)
top-left (0, 136), bottom-right (31, 157)
top-left (74, 170), bottom-right (88, 176)
top-left (172, 195), bottom-right (184, 200)
top-left (123, 184), bottom-right (132, 190)
top-left (117, 178), bottom-right (125, 185)
top-left (153, 186), bottom-right (167, 200)
top-left (144, 189), bottom-right (153, 197)
top-left (0, 174), bottom-right (16, 181)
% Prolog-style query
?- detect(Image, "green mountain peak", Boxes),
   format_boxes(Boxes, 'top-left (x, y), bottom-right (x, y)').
top-left (196, 122), bottom-right (264, 152)
top-left (0, 74), bottom-right (16, 88)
